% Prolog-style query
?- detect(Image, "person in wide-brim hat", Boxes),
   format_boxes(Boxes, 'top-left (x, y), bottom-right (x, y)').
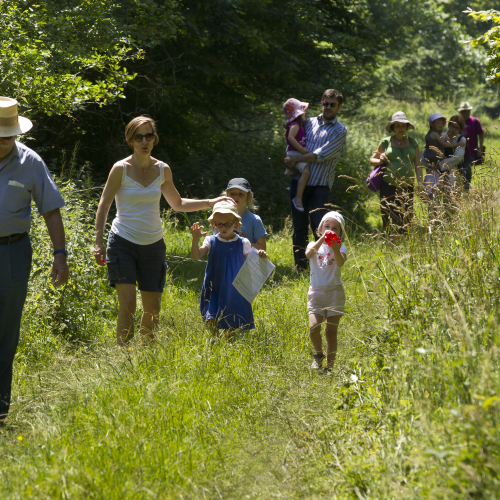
top-left (208, 200), bottom-right (242, 221)
top-left (385, 111), bottom-right (415, 133)
top-left (457, 101), bottom-right (473, 112)
top-left (0, 97), bottom-right (33, 137)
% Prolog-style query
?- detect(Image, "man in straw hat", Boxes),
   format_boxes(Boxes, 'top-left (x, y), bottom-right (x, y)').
top-left (0, 97), bottom-right (69, 423)
top-left (458, 101), bottom-right (484, 191)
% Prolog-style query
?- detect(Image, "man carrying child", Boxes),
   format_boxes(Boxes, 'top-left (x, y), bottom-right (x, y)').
top-left (284, 89), bottom-right (347, 271)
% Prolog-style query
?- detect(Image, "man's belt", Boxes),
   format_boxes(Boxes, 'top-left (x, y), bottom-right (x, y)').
top-left (0, 232), bottom-right (28, 245)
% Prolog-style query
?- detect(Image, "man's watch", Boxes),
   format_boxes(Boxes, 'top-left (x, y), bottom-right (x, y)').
top-left (53, 249), bottom-right (67, 257)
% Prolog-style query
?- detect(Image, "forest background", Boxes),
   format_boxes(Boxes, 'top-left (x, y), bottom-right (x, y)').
top-left (2, 0), bottom-right (499, 230)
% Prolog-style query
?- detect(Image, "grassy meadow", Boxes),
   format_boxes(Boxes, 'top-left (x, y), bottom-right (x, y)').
top-left (1, 101), bottom-right (500, 498)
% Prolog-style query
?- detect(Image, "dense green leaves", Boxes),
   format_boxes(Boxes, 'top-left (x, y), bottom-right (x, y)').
top-left (0, 0), bottom-right (181, 116)
top-left (464, 8), bottom-right (500, 84)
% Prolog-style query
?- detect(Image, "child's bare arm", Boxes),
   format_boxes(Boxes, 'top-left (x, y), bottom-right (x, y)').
top-left (331, 241), bottom-right (345, 267)
top-left (287, 124), bottom-right (309, 154)
top-left (431, 132), bottom-right (460, 149)
top-left (251, 236), bottom-right (266, 251)
top-left (191, 222), bottom-right (209, 260)
top-left (305, 235), bottom-right (325, 259)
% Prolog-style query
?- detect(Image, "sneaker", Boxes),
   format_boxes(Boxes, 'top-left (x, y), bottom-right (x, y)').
top-left (311, 354), bottom-right (325, 370)
top-left (323, 367), bottom-right (333, 375)
top-left (292, 197), bottom-right (304, 212)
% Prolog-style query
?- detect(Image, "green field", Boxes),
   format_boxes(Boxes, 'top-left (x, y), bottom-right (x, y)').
top-left (1, 102), bottom-right (500, 498)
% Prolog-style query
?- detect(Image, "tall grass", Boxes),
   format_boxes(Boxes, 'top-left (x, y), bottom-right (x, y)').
top-left (1, 133), bottom-right (500, 498)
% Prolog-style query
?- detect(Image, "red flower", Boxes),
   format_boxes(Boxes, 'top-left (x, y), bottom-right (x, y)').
top-left (324, 231), bottom-right (338, 247)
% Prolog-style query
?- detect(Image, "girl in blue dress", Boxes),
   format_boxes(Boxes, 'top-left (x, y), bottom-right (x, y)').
top-left (191, 200), bottom-right (268, 332)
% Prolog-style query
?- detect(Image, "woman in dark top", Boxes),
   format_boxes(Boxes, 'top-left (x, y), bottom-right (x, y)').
top-left (369, 111), bottom-right (423, 232)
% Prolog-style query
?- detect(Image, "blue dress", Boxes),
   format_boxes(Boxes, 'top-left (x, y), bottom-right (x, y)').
top-left (200, 235), bottom-right (255, 330)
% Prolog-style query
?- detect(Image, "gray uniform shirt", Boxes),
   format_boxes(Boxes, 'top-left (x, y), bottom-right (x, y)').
top-left (0, 142), bottom-right (65, 237)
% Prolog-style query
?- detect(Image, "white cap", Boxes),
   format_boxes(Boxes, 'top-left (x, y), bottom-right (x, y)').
top-left (318, 211), bottom-right (345, 236)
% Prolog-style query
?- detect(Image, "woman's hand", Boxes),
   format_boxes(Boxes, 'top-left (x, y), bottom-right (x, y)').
top-left (257, 250), bottom-right (268, 259)
top-left (379, 152), bottom-right (388, 164)
top-left (209, 196), bottom-right (236, 206)
top-left (94, 242), bottom-right (107, 266)
top-left (191, 222), bottom-right (207, 240)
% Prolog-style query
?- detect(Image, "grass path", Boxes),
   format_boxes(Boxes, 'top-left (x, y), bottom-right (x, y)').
top-left (2, 149), bottom-right (500, 498)
top-left (0, 226), bottom-right (384, 499)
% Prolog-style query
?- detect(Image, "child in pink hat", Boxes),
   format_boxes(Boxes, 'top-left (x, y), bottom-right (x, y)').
top-left (283, 98), bottom-right (310, 212)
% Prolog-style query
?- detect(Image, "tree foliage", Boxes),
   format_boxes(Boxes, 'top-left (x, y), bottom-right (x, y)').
top-left (361, 0), bottom-right (488, 98)
top-left (0, 0), bottom-right (180, 116)
top-left (464, 8), bottom-right (500, 85)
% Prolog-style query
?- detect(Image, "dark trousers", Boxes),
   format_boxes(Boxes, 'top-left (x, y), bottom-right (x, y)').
top-left (290, 179), bottom-right (330, 269)
top-left (461, 157), bottom-right (475, 192)
top-left (380, 180), bottom-right (414, 233)
top-left (0, 234), bottom-right (32, 420)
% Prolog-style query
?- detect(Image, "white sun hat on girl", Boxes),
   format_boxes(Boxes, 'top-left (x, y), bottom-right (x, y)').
top-left (0, 97), bottom-right (33, 137)
top-left (208, 200), bottom-right (241, 220)
top-left (318, 211), bottom-right (345, 236)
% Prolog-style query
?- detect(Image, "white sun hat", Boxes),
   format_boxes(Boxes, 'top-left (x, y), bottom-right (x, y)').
top-left (318, 211), bottom-right (345, 236)
top-left (457, 101), bottom-right (473, 111)
top-left (0, 97), bottom-right (33, 137)
top-left (385, 111), bottom-right (415, 133)
top-left (208, 200), bottom-right (241, 221)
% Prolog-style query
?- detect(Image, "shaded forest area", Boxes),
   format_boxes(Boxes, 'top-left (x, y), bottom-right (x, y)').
top-left (1, 0), bottom-right (497, 225)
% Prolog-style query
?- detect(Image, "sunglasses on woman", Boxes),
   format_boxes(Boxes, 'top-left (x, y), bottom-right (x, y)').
top-left (214, 221), bottom-right (235, 228)
top-left (133, 133), bottom-right (155, 142)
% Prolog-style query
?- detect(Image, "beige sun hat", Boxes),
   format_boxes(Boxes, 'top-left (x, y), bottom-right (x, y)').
top-left (0, 97), bottom-right (33, 137)
top-left (385, 111), bottom-right (415, 133)
top-left (457, 101), bottom-right (473, 111)
top-left (208, 200), bottom-right (241, 221)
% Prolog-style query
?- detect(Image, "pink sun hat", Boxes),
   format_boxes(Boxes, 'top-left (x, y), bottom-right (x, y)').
top-left (283, 98), bottom-right (309, 123)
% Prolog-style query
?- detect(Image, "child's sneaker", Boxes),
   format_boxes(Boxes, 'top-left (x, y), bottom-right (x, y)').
top-left (311, 353), bottom-right (325, 370)
top-left (292, 197), bottom-right (304, 212)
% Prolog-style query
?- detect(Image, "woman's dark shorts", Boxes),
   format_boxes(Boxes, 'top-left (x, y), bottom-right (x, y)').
top-left (106, 232), bottom-right (167, 292)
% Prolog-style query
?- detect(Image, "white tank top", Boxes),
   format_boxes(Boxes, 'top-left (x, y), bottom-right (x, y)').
top-left (110, 161), bottom-right (165, 245)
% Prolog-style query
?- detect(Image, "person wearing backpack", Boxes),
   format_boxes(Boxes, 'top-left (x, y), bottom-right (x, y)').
top-left (458, 101), bottom-right (484, 192)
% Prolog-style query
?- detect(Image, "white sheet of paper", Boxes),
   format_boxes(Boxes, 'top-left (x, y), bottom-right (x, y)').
top-left (233, 247), bottom-right (275, 303)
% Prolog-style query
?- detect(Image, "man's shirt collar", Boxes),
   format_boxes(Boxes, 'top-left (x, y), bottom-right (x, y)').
top-left (0, 142), bottom-right (20, 171)
top-left (316, 114), bottom-right (338, 126)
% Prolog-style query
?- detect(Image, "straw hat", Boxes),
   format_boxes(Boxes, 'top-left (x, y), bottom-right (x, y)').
top-left (0, 97), bottom-right (33, 137)
top-left (385, 111), bottom-right (415, 133)
top-left (208, 200), bottom-right (241, 220)
top-left (457, 101), bottom-right (473, 111)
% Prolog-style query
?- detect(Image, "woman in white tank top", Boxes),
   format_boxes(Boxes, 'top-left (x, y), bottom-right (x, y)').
top-left (93, 116), bottom-right (232, 346)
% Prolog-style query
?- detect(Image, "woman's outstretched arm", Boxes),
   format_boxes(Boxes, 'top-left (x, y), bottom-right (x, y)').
top-left (161, 165), bottom-right (234, 211)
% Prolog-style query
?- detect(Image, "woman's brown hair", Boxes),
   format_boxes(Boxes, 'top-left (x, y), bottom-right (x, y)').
top-left (125, 116), bottom-right (159, 146)
top-left (448, 114), bottom-right (465, 132)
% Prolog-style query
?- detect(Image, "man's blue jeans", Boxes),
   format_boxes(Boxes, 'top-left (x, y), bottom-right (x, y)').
top-left (290, 179), bottom-right (330, 270)
top-left (0, 234), bottom-right (32, 419)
